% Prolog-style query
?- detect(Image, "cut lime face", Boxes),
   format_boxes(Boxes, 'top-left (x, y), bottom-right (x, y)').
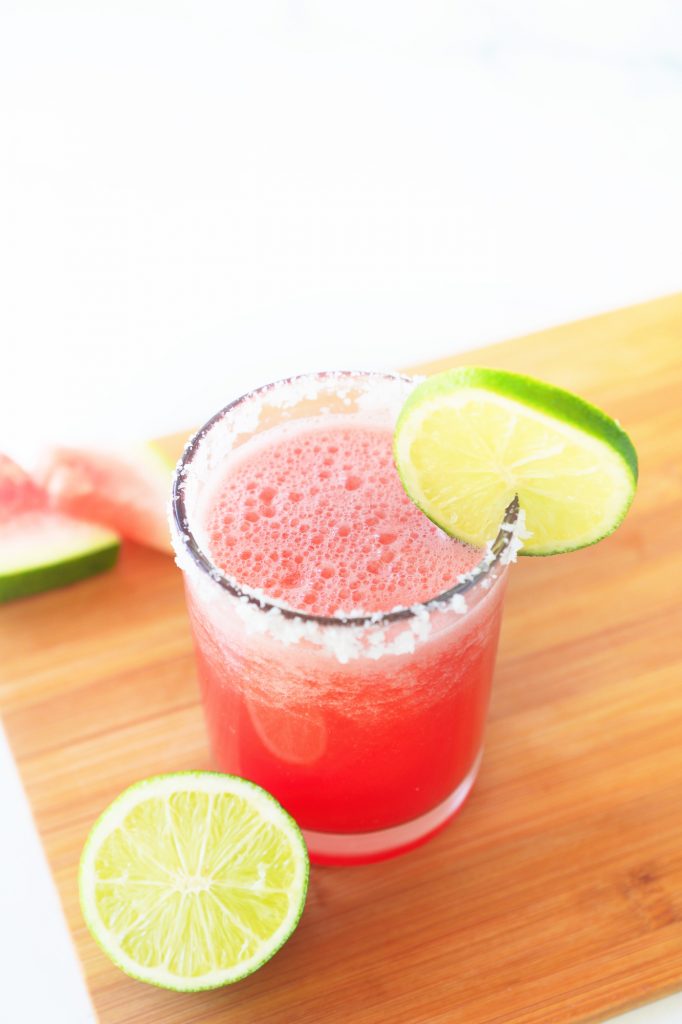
top-left (394, 367), bottom-right (638, 556)
top-left (79, 773), bottom-right (309, 991)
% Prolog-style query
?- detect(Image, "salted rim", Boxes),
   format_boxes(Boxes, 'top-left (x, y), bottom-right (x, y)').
top-left (170, 370), bottom-right (520, 628)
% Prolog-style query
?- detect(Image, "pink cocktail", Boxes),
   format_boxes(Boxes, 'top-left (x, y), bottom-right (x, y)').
top-left (171, 372), bottom-right (517, 864)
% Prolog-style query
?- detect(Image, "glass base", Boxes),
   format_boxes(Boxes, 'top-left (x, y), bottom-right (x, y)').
top-left (303, 751), bottom-right (483, 866)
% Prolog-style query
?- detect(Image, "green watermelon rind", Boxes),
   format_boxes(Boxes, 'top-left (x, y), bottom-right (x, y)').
top-left (0, 524), bottom-right (120, 603)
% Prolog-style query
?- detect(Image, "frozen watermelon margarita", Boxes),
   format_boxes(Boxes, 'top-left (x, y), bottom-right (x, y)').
top-left (171, 373), bottom-right (518, 863)
top-left (171, 369), bottom-right (636, 864)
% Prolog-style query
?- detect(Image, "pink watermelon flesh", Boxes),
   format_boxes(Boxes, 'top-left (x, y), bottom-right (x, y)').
top-left (0, 453), bottom-right (47, 520)
top-left (0, 454), bottom-right (120, 602)
top-left (37, 446), bottom-right (172, 553)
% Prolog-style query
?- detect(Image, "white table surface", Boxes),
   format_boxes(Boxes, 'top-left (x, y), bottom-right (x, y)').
top-left (1, 3), bottom-right (681, 1021)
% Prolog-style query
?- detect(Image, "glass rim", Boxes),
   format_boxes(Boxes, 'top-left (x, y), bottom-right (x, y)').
top-left (171, 369), bottom-right (519, 628)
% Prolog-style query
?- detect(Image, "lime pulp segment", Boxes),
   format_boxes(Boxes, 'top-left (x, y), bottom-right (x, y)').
top-left (79, 773), bottom-right (309, 991)
top-left (394, 368), bottom-right (637, 555)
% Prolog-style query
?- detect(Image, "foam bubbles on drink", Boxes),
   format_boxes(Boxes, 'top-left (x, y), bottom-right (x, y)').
top-left (204, 426), bottom-right (482, 616)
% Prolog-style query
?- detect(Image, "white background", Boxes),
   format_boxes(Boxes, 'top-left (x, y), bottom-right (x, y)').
top-left (1, 2), bottom-right (681, 1021)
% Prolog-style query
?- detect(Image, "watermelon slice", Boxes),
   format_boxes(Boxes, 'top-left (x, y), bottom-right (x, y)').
top-left (0, 455), bottom-right (120, 603)
top-left (0, 453), bottom-right (45, 520)
top-left (36, 443), bottom-right (175, 553)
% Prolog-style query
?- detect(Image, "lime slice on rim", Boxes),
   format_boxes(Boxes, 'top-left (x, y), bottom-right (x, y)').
top-left (394, 367), bottom-right (637, 556)
top-left (79, 772), bottom-right (309, 991)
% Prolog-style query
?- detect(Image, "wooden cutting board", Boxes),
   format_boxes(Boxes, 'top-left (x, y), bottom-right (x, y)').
top-left (2, 294), bottom-right (682, 1024)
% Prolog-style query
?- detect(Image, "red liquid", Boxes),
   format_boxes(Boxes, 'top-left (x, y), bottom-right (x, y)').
top-left (185, 421), bottom-right (507, 861)
top-left (203, 424), bottom-right (481, 615)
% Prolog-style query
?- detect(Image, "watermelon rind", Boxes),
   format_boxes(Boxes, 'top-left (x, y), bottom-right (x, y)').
top-left (0, 512), bottom-right (120, 603)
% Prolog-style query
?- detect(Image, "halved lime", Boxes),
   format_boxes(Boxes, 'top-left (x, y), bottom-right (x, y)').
top-left (79, 773), bottom-right (309, 991)
top-left (394, 367), bottom-right (638, 555)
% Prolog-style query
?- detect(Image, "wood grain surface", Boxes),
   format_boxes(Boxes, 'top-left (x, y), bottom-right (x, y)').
top-left (2, 294), bottom-right (682, 1024)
